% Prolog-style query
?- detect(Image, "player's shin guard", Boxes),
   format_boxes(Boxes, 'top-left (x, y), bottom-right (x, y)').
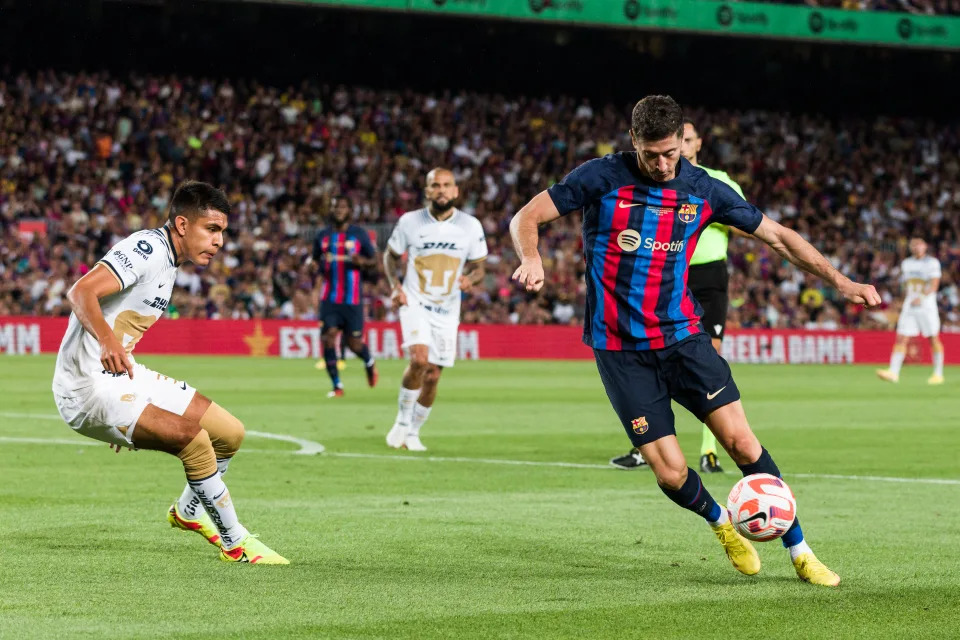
top-left (659, 468), bottom-right (723, 522)
top-left (177, 429), bottom-right (247, 549)
top-left (737, 447), bottom-right (804, 548)
top-left (323, 346), bottom-right (341, 388)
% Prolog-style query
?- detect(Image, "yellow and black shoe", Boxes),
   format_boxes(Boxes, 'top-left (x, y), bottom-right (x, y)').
top-left (700, 452), bottom-right (724, 474)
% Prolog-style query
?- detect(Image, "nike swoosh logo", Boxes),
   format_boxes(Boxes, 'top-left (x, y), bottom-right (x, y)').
top-left (159, 282), bottom-right (166, 289)
top-left (180, 382), bottom-right (187, 390)
top-left (706, 386), bottom-right (727, 400)
top-left (616, 201), bottom-right (645, 209)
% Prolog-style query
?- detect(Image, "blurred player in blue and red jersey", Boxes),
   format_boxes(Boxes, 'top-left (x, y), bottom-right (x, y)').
top-left (510, 95), bottom-right (881, 587)
top-left (312, 195), bottom-right (378, 397)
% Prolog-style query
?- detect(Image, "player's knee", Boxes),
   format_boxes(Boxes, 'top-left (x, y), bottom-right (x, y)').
top-left (321, 331), bottom-right (339, 348)
top-left (200, 402), bottom-right (245, 458)
top-left (423, 366), bottom-right (441, 386)
top-left (409, 350), bottom-right (430, 370)
top-left (175, 428), bottom-right (218, 481)
top-left (654, 465), bottom-right (688, 491)
top-left (725, 434), bottom-right (761, 466)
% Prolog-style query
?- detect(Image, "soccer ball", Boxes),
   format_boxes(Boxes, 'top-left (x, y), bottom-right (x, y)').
top-left (727, 473), bottom-right (797, 542)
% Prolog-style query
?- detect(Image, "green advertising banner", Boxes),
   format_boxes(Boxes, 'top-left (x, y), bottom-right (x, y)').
top-left (289, 0), bottom-right (960, 50)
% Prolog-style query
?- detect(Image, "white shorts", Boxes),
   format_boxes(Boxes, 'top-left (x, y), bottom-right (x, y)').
top-left (897, 307), bottom-right (940, 338)
top-left (53, 363), bottom-right (196, 448)
top-left (399, 302), bottom-right (458, 368)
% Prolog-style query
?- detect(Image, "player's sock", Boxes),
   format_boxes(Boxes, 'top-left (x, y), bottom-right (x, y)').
top-left (188, 472), bottom-right (248, 550)
top-left (659, 468), bottom-right (723, 522)
top-left (323, 346), bottom-right (341, 389)
top-left (409, 403), bottom-right (432, 436)
top-left (176, 447), bottom-right (234, 519)
top-left (700, 425), bottom-right (718, 456)
top-left (737, 447), bottom-right (805, 548)
top-left (177, 430), bottom-right (248, 549)
top-left (708, 506), bottom-right (729, 527)
top-left (353, 343), bottom-right (375, 368)
top-left (395, 386), bottom-right (420, 426)
top-left (889, 346), bottom-right (906, 377)
top-left (933, 347), bottom-right (945, 377)
top-left (787, 539), bottom-right (813, 561)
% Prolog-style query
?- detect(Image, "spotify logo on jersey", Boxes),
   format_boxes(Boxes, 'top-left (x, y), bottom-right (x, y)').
top-left (617, 229), bottom-right (641, 252)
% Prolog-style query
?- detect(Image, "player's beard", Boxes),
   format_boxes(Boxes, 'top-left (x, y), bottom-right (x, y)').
top-left (429, 198), bottom-right (455, 214)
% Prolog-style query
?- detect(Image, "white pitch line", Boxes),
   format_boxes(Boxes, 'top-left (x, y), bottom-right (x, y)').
top-left (1, 412), bottom-right (958, 486)
top-left (245, 429), bottom-right (325, 455)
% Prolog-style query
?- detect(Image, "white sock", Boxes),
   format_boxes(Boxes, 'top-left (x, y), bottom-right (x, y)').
top-left (708, 507), bottom-right (729, 527)
top-left (395, 386), bottom-right (420, 426)
top-left (933, 350), bottom-right (945, 377)
top-left (890, 349), bottom-right (906, 376)
top-left (177, 458), bottom-right (233, 519)
top-left (188, 471), bottom-right (248, 549)
top-left (788, 540), bottom-right (813, 561)
top-left (409, 403), bottom-right (432, 436)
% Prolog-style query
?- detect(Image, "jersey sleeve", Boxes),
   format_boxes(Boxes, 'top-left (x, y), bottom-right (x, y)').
top-left (929, 259), bottom-right (942, 280)
top-left (98, 234), bottom-right (166, 289)
top-left (467, 220), bottom-right (489, 262)
top-left (547, 155), bottom-right (619, 215)
top-left (356, 227), bottom-right (377, 258)
top-left (386, 216), bottom-right (409, 255)
top-left (312, 230), bottom-right (328, 263)
top-left (703, 177), bottom-right (763, 234)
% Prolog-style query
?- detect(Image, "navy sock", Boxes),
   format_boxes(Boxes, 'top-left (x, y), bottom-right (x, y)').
top-left (737, 448), bottom-right (803, 548)
top-left (660, 468), bottom-right (722, 522)
top-left (352, 343), bottom-right (374, 367)
top-left (323, 346), bottom-right (341, 389)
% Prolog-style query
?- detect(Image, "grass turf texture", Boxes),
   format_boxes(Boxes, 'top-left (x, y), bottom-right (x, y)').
top-left (1, 355), bottom-right (958, 639)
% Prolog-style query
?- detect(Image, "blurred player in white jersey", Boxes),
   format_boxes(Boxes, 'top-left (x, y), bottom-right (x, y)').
top-left (52, 181), bottom-right (287, 564)
top-left (383, 168), bottom-right (488, 451)
top-left (877, 237), bottom-right (945, 384)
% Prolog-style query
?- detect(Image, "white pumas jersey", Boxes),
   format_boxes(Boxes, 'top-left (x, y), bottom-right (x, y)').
top-left (900, 256), bottom-right (941, 308)
top-left (53, 227), bottom-right (179, 395)
top-left (387, 208), bottom-right (488, 316)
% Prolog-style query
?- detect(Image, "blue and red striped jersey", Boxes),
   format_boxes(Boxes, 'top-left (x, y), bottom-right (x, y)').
top-left (312, 225), bottom-right (376, 305)
top-left (547, 153), bottom-right (762, 351)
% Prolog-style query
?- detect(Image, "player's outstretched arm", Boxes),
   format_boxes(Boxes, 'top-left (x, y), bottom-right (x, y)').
top-left (66, 264), bottom-right (135, 378)
top-left (383, 249), bottom-right (407, 307)
top-left (751, 215), bottom-right (881, 307)
top-left (509, 190), bottom-right (561, 293)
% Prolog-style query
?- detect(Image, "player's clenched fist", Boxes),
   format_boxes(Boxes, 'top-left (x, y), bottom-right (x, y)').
top-left (390, 284), bottom-right (408, 308)
top-left (512, 257), bottom-right (545, 292)
top-left (99, 334), bottom-right (134, 378)
top-left (840, 281), bottom-right (881, 307)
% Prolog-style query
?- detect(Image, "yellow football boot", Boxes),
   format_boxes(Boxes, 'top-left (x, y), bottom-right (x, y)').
top-left (793, 552), bottom-right (841, 587)
top-left (219, 534), bottom-right (289, 565)
top-left (712, 521), bottom-right (761, 576)
top-left (167, 503), bottom-right (221, 548)
top-left (928, 374), bottom-right (944, 385)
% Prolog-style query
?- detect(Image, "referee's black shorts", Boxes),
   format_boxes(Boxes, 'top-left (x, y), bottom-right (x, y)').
top-left (689, 259), bottom-right (729, 341)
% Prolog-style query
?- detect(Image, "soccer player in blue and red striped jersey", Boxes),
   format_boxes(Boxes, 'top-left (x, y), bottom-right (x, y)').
top-left (510, 95), bottom-right (881, 587)
top-left (312, 196), bottom-right (378, 397)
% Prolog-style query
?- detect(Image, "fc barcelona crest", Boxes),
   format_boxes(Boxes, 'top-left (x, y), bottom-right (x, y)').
top-left (631, 416), bottom-right (649, 435)
top-left (678, 203), bottom-right (699, 223)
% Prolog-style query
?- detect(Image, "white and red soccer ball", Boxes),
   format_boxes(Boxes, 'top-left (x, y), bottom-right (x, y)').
top-left (727, 473), bottom-right (797, 542)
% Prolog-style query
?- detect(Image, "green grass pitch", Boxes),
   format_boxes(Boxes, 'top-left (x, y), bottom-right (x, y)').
top-left (1, 355), bottom-right (958, 639)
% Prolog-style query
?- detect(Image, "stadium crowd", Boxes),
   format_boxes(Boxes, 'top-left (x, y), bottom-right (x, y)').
top-left (1, 70), bottom-right (958, 331)
top-left (749, 0), bottom-right (960, 16)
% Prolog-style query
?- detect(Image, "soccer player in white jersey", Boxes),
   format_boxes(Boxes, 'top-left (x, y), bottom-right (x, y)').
top-left (382, 167), bottom-right (488, 451)
top-left (52, 181), bottom-right (287, 564)
top-left (877, 236), bottom-right (945, 384)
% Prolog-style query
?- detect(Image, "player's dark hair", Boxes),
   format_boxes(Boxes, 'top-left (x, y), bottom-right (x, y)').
top-left (333, 194), bottom-right (353, 208)
top-left (167, 181), bottom-right (230, 224)
top-left (631, 95), bottom-right (685, 142)
top-left (683, 118), bottom-right (699, 136)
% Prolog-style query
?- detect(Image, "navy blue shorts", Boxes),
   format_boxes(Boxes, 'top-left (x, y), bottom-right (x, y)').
top-left (319, 302), bottom-right (364, 338)
top-left (594, 333), bottom-right (740, 447)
